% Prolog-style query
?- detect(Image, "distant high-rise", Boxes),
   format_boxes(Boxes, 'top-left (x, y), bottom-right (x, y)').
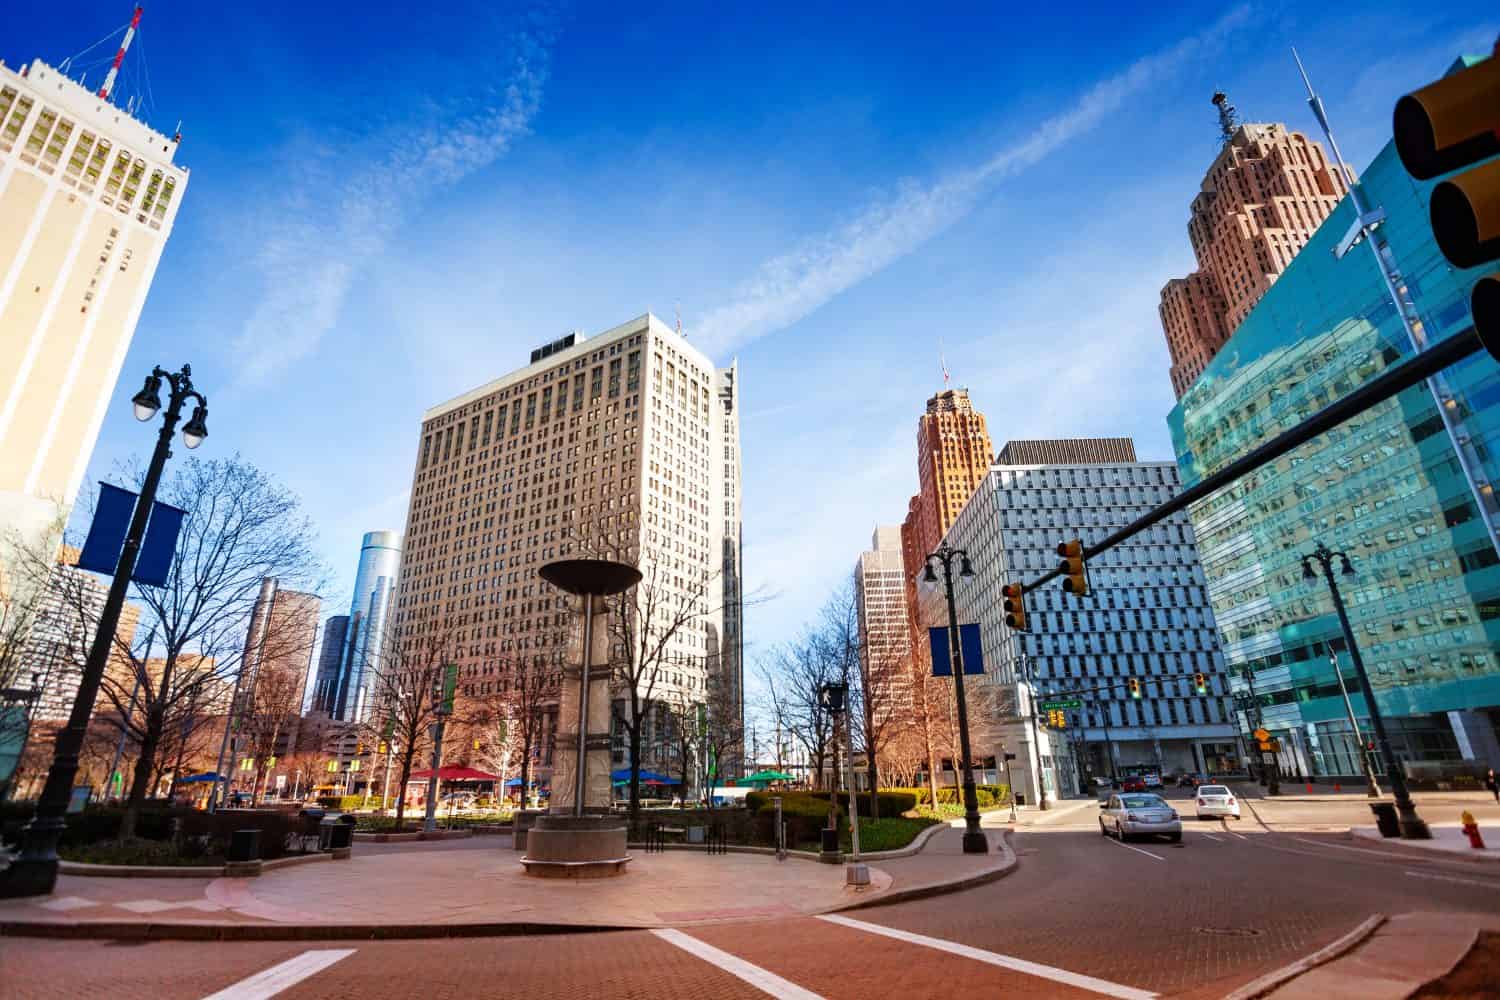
top-left (1159, 94), bottom-right (1349, 398)
top-left (26, 545), bottom-right (138, 722)
top-left (902, 388), bottom-right (993, 562)
top-left (308, 615), bottom-right (349, 716)
top-left (854, 526), bottom-right (913, 729)
top-left (239, 578), bottom-right (321, 758)
top-left (0, 56), bottom-right (189, 572)
top-left (330, 531), bottom-right (401, 723)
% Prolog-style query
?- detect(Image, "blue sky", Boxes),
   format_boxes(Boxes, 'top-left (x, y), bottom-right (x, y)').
top-left (7, 2), bottom-right (1497, 686)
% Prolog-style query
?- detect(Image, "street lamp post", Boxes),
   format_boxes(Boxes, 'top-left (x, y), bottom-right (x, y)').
top-left (1, 365), bottom-right (206, 898)
top-left (922, 544), bottom-right (988, 855)
top-left (1302, 543), bottom-right (1430, 839)
top-left (1019, 655), bottom-right (1050, 810)
top-left (1328, 646), bottom-right (1381, 798)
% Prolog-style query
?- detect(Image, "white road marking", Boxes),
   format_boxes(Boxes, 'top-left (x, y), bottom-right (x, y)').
top-left (819, 914), bottom-right (1158, 999)
top-left (200, 949), bottom-right (357, 1000)
top-left (1200, 832), bottom-right (1223, 842)
top-left (1404, 870), bottom-right (1500, 889)
top-left (651, 929), bottom-right (824, 1000)
top-left (1229, 832), bottom-right (1248, 841)
top-left (1107, 837), bottom-right (1167, 861)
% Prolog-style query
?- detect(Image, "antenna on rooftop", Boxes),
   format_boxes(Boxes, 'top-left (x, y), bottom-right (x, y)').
top-left (939, 340), bottom-right (950, 388)
top-left (97, 6), bottom-right (143, 102)
top-left (1211, 89), bottom-right (1239, 146)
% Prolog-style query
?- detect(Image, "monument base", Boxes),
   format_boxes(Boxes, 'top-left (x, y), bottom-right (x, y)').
top-left (520, 814), bottom-right (631, 879)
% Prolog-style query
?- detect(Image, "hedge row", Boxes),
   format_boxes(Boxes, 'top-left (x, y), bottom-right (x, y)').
top-left (316, 795), bottom-right (379, 811)
top-left (0, 802), bottom-right (303, 860)
top-left (885, 785), bottom-right (1010, 808)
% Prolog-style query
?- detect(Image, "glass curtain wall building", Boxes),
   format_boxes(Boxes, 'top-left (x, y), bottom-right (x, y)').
top-left (1168, 61), bottom-right (1500, 778)
top-left (330, 531), bottom-right (402, 724)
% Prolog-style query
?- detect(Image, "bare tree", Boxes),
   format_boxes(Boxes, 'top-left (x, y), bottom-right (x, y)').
top-left (358, 623), bottom-right (459, 830)
top-left (493, 652), bottom-right (558, 809)
top-left (239, 642), bottom-right (312, 804)
top-left (757, 632), bottom-right (837, 792)
top-left (601, 558), bottom-right (723, 824)
top-left (76, 457), bottom-right (325, 839)
top-left (699, 657), bottom-right (743, 810)
top-left (663, 689), bottom-right (700, 801)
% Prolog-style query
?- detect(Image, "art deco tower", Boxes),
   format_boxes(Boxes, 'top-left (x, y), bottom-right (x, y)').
top-left (1159, 92), bottom-right (1348, 398)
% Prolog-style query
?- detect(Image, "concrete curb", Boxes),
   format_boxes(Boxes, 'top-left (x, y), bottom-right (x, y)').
top-left (352, 829), bottom-right (474, 843)
top-left (57, 852), bottom-right (335, 878)
top-left (0, 919), bottom-right (635, 942)
top-left (624, 819), bottom-right (947, 863)
top-left (1220, 914), bottom-right (1386, 1000)
top-left (1348, 824), bottom-right (1500, 863)
top-left (834, 831), bottom-right (1018, 913)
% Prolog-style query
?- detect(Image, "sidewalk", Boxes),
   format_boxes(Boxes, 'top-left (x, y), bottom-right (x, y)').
top-left (0, 822), bottom-right (1015, 940)
top-left (1257, 912), bottom-right (1500, 1000)
top-left (1350, 822), bottom-right (1500, 862)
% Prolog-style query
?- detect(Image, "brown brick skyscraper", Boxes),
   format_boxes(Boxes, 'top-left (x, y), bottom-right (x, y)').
top-left (1160, 92), bottom-right (1351, 398)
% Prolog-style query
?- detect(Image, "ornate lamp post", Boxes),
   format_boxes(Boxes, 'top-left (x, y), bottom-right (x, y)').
top-left (1302, 542), bottom-right (1430, 839)
top-left (1, 365), bottom-right (206, 897)
top-left (922, 543), bottom-right (988, 855)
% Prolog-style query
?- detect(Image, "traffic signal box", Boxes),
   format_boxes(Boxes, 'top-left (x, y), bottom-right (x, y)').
top-left (1002, 582), bottom-right (1028, 631)
top-left (1046, 709), bottom-right (1067, 728)
top-left (1193, 671), bottom-right (1208, 695)
top-left (1057, 538), bottom-right (1089, 597)
top-left (1394, 40), bottom-right (1500, 355)
top-left (1127, 677), bottom-right (1142, 699)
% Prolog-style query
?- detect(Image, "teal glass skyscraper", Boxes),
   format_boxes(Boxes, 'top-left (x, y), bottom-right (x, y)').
top-left (1167, 54), bottom-right (1500, 777)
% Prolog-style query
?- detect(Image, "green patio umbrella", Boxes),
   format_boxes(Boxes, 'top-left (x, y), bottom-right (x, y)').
top-left (743, 769), bottom-right (794, 783)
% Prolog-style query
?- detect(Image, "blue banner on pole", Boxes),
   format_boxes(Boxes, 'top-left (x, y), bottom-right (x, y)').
top-left (928, 624), bottom-right (985, 676)
top-left (133, 501), bottom-right (186, 587)
top-left (76, 483), bottom-right (136, 575)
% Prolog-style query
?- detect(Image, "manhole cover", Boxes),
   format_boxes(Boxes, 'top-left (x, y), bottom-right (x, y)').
top-left (1195, 927), bottom-right (1264, 937)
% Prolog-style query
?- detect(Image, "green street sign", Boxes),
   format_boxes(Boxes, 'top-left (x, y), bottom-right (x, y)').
top-left (1041, 699), bottom-right (1082, 711)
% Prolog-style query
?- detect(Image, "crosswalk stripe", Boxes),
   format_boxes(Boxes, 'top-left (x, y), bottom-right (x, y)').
top-left (818, 914), bottom-right (1158, 1000)
top-left (200, 949), bottom-right (356, 1000)
top-left (651, 929), bottom-right (825, 1000)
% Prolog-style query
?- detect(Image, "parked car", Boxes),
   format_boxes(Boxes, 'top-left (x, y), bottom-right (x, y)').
top-left (1120, 776), bottom-right (1147, 793)
top-left (1099, 793), bottom-right (1182, 842)
top-left (1193, 785), bottom-right (1241, 820)
top-left (1176, 772), bottom-right (1207, 789)
top-left (1142, 771), bottom-right (1163, 788)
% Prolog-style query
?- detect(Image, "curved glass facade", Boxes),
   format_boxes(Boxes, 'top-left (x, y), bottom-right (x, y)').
top-left (1167, 117), bottom-right (1500, 772)
top-left (334, 530), bottom-right (402, 723)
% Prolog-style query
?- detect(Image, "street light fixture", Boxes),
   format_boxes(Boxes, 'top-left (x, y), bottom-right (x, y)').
top-left (923, 543), bottom-right (987, 855)
top-left (1301, 542), bottom-right (1431, 839)
top-left (1, 364), bottom-right (207, 897)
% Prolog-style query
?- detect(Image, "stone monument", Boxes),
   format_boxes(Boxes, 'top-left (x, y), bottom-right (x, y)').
top-left (520, 558), bottom-right (640, 878)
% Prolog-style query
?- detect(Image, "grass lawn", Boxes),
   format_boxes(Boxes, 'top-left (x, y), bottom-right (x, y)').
top-left (841, 815), bottom-right (941, 853)
top-left (59, 839), bottom-right (225, 867)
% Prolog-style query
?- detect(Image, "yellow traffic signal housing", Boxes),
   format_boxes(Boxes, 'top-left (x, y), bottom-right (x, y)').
top-left (1193, 672), bottom-right (1208, 694)
top-left (1056, 538), bottom-right (1089, 597)
top-left (1127, 677), bottom-right (1142, 699)
top-left (1001, 582), bottom-right (1029, 631)
top-left (1394, 44), bottom-right (1500, 354)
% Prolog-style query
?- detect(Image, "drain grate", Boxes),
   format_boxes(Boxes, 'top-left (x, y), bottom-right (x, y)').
top-left (1195, 926), bottom-right (1264, 937)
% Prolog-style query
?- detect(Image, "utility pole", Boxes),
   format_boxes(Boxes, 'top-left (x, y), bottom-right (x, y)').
top-left (1329, 648), bottom-right (1380, 797)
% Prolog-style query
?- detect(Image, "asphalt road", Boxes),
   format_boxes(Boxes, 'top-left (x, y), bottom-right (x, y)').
top-left (5, 793), bottom-right (1499, 999)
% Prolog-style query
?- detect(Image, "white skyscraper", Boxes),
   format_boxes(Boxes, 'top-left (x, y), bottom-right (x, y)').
top-left (0, 56), bottom-right (189, 573)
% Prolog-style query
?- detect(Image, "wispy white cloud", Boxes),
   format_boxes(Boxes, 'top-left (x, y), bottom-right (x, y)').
top-left (232, 18), bottom-right (556, 383)
top-left (695, 5), bottom-right (1251, 357)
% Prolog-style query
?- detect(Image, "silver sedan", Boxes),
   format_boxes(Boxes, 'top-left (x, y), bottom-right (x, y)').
top-left (1099, 792), bottom-right (1183, 843)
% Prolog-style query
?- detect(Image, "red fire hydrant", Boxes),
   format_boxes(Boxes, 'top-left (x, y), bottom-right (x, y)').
top-left (1461, 811), bottom-right (1485, 849)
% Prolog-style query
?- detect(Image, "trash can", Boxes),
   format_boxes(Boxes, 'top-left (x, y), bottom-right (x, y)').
top-left (513, 808), bottom-right (542, 851)
top-left (1370, 801), bottom-right (1400, 838)
top-left (319, 813), bottom-right (356, 851)
top-left (227, 828), bottom-right (260, 863)
top-left (820, 827), bottom-right (839, 854)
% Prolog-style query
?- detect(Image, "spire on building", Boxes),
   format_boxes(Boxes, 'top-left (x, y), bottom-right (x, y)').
top-left (1211, 90), bottom-right (1239, 146)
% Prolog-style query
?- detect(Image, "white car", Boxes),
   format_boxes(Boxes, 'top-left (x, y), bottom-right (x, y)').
top-left (1194, 785), bottom-right (1241, 820)
top-left (1099, 792), bottom-right (1182, 842)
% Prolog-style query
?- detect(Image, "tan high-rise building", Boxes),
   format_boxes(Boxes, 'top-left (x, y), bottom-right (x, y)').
top-left (1159, 93), bottom-right (1348, 398)
top-left (903, 388), bottom-right (994, 562)
top-left (854, 526), bottom-right (913, 729)
top-left (26, 545), bottom-right (139, 722)
top-left (0, 58), bottom-right (188, 573)
top-left (395, 314), bottom-right (742, 780)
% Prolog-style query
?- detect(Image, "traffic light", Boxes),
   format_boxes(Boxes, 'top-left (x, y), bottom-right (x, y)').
top-left (1056, 538), bottom-right (1089, 597)
top-left (1127, 677), bottom-right (1141, 699)
top-left (1047, 709), bottom-right (1067, 729)
top-left (1001, 582), bottom-right (1028, 631)
top-left (1393, 42), bottom-right (1500, 354)
top-left (1193, 672), bottom-right (1208, 695)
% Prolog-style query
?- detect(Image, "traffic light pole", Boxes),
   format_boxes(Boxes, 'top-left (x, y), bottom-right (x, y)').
top-left (1018, 325), bottom-right (1492, 596)
top-left (1020, 657), bottom-right (1050, 810)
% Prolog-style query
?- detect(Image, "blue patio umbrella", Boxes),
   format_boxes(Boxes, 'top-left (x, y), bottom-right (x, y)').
top-left (609, 768), bottom-right (679, 784)
top-left (176, 772), bottom-right (225, 784)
